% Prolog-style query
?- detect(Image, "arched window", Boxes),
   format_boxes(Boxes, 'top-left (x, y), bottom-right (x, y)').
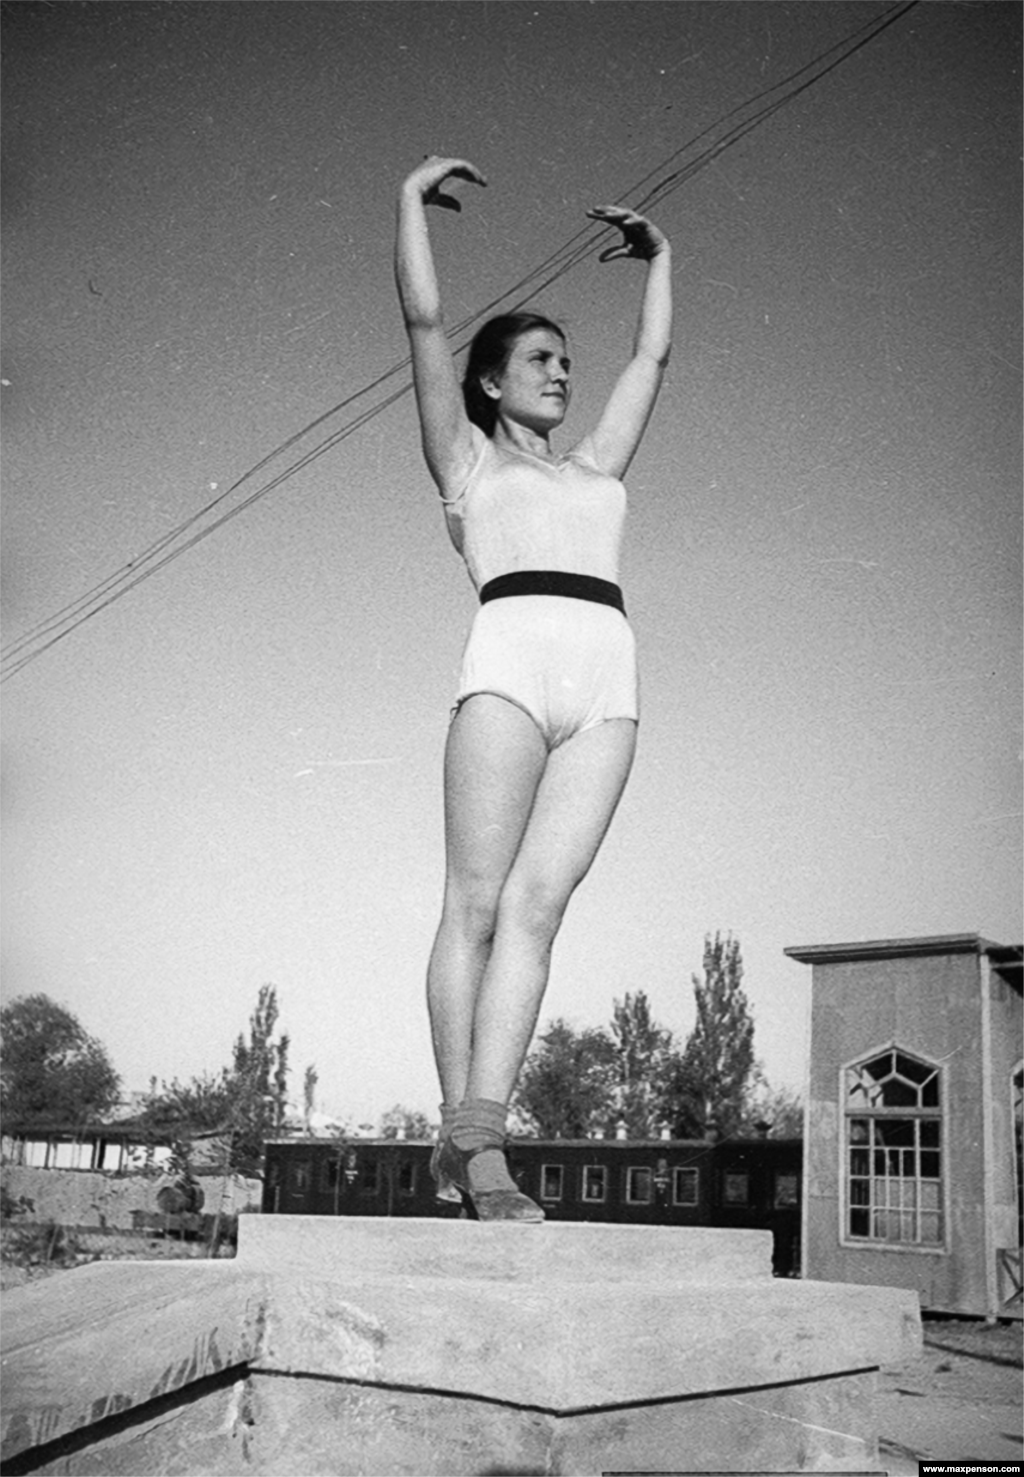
top-left (844, 1047), bottom-right (942, 1247)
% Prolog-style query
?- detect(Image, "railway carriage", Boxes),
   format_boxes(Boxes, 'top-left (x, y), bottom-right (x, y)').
top-left (263, 1135), bottom-right (802, 1276)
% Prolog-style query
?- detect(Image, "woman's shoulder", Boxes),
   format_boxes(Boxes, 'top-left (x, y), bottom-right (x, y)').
top-left (439, 424), bottom-right (491, 505)
top-left (563, 433), bottom-right (623, 482)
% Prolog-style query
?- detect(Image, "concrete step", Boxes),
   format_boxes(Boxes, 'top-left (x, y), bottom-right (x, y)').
top-left (237, 1212), bottom-right (776, 1284)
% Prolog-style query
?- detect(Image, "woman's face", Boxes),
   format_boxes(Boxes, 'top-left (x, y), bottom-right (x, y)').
top-left (485, 328), bottom-right (571, 432)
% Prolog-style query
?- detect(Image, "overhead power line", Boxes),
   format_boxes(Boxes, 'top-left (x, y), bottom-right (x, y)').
top-left (1, 0), bottom-right (917, 682)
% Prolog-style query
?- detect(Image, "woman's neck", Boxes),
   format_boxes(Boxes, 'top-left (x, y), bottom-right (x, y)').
top-left (492, 419), bottom-right (554, 461)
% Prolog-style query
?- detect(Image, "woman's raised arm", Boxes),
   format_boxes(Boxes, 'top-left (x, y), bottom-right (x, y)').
top-left (395, 156), bottom-right (487, 497)
top-left (582, 206), bottom-right (672, 481)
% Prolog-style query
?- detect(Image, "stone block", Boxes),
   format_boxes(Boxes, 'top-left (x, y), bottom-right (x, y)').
top-left (23, 1376), bottom-right (255, 1477)
top-left (0, 1262), bottom-right (263, 1464)
top-left (257, 1269), bottom-right (917, 1410)
top-left (1, 1217), bottom-right (922, 1475)
top-left (236, 1214), bottom-right (775, 1285)
top-left (239, 1218), bottom-right (918, 1473)
top-left (244, 1365), bottom-right (881, 1476)
top-left (244, 1218), bottom-right (919, 1411)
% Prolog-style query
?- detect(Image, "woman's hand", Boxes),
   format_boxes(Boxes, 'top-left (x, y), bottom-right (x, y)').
top-left (587, 205), bottom-right (668, 262)
top-left (403, 156), bottom-right (487, 212)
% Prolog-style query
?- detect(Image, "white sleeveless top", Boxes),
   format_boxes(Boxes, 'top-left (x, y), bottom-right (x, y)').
top-left (442, 427), bottom-right (627, 594)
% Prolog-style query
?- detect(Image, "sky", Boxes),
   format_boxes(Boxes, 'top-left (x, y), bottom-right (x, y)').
top-left (2, 0), bottom-right (1021, 1132)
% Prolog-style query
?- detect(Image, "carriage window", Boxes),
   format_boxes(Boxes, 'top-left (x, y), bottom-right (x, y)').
top-left (398, 1160), bottom-right (416, 1195)
top-left (581, 1165), bottom-right (607, 1202)
top-left (320, 1158), bottom-right (342, 1192)
top-left (774, 1173), bottom-right (799, 1208)
top-left (359, 1159), bottom-right (380, 1195)
top-left (845, 1047), bottom-right (942, 1247)
top-left (291, 1161), bottom-right (311, 1192)
top-left (723, 1172), bottom-right (749, 1205)
top-left (540, 1164), bottom-right (564, 1201)
top-left (673, 1167), bottom-right (699, 1206)
top-left (626, 1167), bottom-right (653, 1204)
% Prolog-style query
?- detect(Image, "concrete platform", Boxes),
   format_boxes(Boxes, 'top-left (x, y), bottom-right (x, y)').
top-left (1, 1217), bottom-right (922, 1475)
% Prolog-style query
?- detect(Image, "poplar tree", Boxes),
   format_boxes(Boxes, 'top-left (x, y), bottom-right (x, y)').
top-left (231, 984), bottom-right (289, 1128)
top-left (669, 934), bottom-right (755, 1138)
top-left (143, 983), bottom-right (291, 1176)
top-left (610, 991), bottom-right (675, 1137)
top-left (303, 1064), bottom-right (319, 1133)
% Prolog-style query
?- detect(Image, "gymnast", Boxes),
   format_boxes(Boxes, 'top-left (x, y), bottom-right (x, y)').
top-left (395, 155), bottom-right (672, 1221)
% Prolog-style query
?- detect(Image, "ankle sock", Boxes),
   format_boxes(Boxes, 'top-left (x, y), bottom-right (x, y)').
top-left (450, 1097), bottom-right (519, 1194)
top-left (450, 1097), bottom-right (507, 1153)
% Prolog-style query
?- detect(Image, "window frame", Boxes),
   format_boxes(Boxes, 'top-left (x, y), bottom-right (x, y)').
top-left (672, 1166), bottom-right (700, 1207)
top-left (319, 1157), bottom-right (341, 1193)
top-left (539, 1163), bottom-right (564, 1202)
top-left (773, 1172), bottom-right (800, 1209)
top-left (625, 1165), bottom-right (653, 1205)
top-left (580, 1163), bottom-right (607, 1204)
top-left (721, 1170), bottom-right (750, 1207)
top-left (358, 1157), bottom-right (381, 1196)
top-left (839, 1042), bottom-right (947, 1255)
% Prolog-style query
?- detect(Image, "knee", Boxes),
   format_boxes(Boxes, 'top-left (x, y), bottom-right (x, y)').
top-left (496, 875), bottom-right (569, 948)
top-left (441, 882), bottom-right (501, 949)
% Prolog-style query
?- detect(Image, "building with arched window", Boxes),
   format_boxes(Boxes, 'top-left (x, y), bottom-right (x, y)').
top-left (786, 933), bottom-right (1022, 1319)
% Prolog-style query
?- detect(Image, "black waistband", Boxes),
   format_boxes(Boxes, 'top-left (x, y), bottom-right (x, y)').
top-left (479, 570), bottom-right (626, 615)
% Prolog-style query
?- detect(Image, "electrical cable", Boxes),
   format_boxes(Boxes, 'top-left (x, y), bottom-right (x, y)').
top-left (1, 0), bottom-right (917, 682)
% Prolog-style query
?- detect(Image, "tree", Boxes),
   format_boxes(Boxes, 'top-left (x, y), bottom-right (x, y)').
top-left (0, 994), bottom-right (121, 1126)
top-left (379, 1104), bottom-right (432, 1140)
top-left (511, 1019), bottom-right (618, 1138)
top-left (609, 991), bottom-right (675, 1137)
top-left (141, 984), bottom-right (291, 1177)
top-left (232, 984), bottom-right (290, 1129)
top-left (740, 1069), bottom-right (805, 1138)
top-left (666, 934), bottom-right (755, 1139)
top-left (142, 1071), bottom-right (236, 1135)
top-left (303, 1064), bottom-right (319, 1134)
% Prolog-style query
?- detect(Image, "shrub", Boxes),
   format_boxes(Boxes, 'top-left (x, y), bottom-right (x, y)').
top-left (5, 1219), bottom-right (81, 1267)
top-left (0, 1186), bottom-right (35, 1221)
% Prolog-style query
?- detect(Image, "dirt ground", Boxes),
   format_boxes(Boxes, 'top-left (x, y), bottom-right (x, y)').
top-left (876, 1314), bottom-right (1021, 1472)
top-left (884, 1310), bottom-right (1022, 1404)
top-left (0, 1226), bottom-right (233, 1290)
top-left (909, 1314), bottom-right (1022, 1370)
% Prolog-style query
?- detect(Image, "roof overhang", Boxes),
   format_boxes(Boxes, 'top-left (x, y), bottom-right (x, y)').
top-left (784, 932), bottom-right (1021, 966)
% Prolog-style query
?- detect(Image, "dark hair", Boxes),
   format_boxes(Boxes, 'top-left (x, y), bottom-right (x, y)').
top-left (462, 312), bottom-right (566, 435)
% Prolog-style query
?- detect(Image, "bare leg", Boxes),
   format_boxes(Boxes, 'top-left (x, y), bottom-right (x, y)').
top-left (428, 697), bottom-right (636, 1107)
top-left (464, 716), bottom-right (637, 1104)
top-left (426, 695), bottom-right (548, 1105)
top-left (428, 698), bottom-right (636, 1218)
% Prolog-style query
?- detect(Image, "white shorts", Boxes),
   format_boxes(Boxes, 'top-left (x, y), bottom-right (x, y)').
top-left (454, 595), bottom-right (639, 750)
